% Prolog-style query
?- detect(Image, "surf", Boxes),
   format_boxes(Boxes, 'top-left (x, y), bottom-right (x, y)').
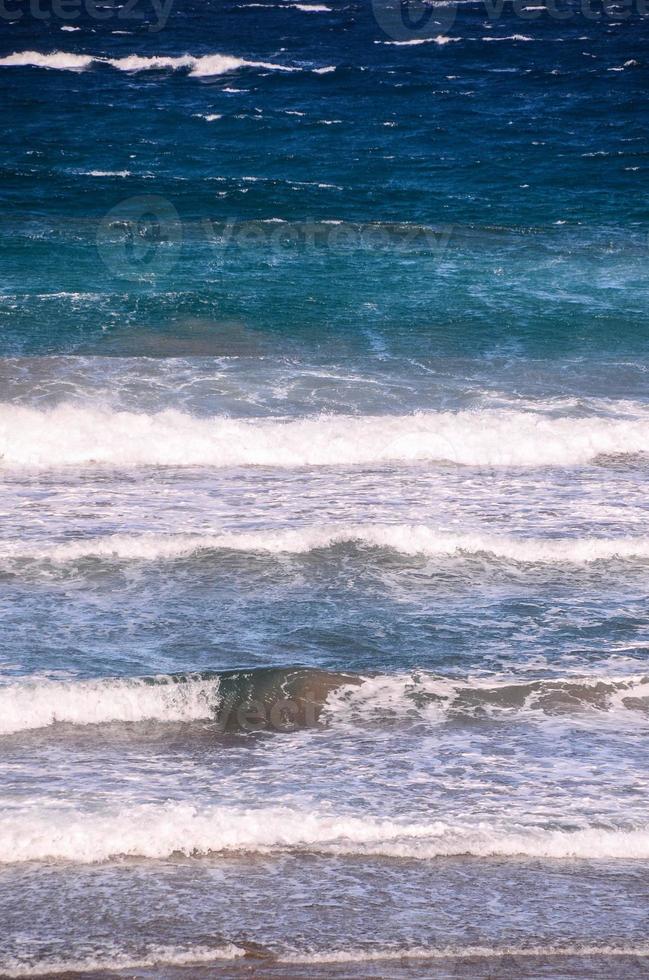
top-left (3, 799), bottom-right (649, 864)
top-left (1, 403), bottom-right (648, 469)
top-left (5, 526), bottom-right (649, 565)
top-left (1, 667), bottom-right (648, 735)
top-left (0, 51), bottom-right (301, 75)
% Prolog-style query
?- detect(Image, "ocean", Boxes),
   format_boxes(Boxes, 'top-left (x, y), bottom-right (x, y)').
top-left (1, 1), bottom-right (649, 976)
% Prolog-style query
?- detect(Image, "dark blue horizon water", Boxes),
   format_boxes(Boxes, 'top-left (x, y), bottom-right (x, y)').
top-left (2, 3), bottom-right (649, 978)
top-left (1, 2), bottom-right (649, 358)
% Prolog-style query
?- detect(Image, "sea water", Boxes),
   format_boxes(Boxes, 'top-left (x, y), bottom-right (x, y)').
top-left (1, 2), bottom-right (649, 976)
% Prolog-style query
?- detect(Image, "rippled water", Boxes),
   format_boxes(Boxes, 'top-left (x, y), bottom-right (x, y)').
top-left (1, 2), bottom-right (649, 977)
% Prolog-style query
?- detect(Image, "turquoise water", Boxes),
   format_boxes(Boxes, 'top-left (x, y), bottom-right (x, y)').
top-left (1, 3), bottom-right (649, 977)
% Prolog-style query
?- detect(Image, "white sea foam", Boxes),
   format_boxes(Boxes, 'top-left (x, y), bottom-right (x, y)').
top-left (2, 668), bottom-right (647, 737)
top-left (0, 51), bottom-right (94, 70)
top-left (324, 671), bottom-right (649, 728)
top-left (1, 403), bottom-right (648, 469)
top-left (108, 53), bottom-right (295, 75)
top-left (6, 527), bottom-right (649, 565)
top-left (281, 943), bottom-right (649, 964)
top-left (1, 945), bottom-right (246, 978)
top-left (2, 801), bottom-right (649, 863)
top-left (0, 674), bottom-right (220, 735)
top-left (381, 36), bottom-right (460, 46)
top-left (0, 51), bottom-right (295, 76)
top-left (188, 54), bottom-right (296, 76)
top-left (85, 169), bottom-right (133, 177)
top-left (482, 34), bottom-right (533, 41)
top-left (3, 942), bottom-right (647, 974)
top-left (107, 54), bottom-right (195, 71)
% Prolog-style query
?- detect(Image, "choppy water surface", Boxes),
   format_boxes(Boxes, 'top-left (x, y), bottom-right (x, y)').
top-left (1, 1), bottom-right (649, 976)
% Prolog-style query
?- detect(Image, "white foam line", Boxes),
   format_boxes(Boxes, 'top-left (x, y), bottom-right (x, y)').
top-left (0, 674), bottom-right (220, 735)
top-left (1, 403), bottom-right (648, 469)
top-left (0, 50), bottom-right (94, 70)
top-left (0, 51), bottom-right (297, 76)
top-left (2, 669), bottom-right (648, 735)
top-left (1, 945), bottom-right (246, 978)
top-left (380, 36), bottom-right (461, 46)
top-left (3, 802), bottom-right (649, 863)
top-left (4, 942), bottom-right (647, 975)
top-left (481, 34), bottom-right (534, 41)
top-left (280, 943), bottom-right (649, 964)
top-left (323, 671), bottom-right (649, 729)
top-left (5, 527), bottom-right (649, 565)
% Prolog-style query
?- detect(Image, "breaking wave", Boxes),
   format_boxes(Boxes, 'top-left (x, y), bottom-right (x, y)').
top-left (2, 667), bottom-right (648, 736)
top-left (282, 943), bottom-right (649, 964)
top-left (3, 801), bottom-right (649, 863)
top-left (0, 51), bottom-right (94, 70)
top-left (0, 673), bottom-right (222, 735)
top-left (0, 944), bottom-right (246, 978)
top-left (0, 50), bottom-right (300, 76)
top-left (0, 667), bottom-right (355, 735)
top-left (3, 941), bottom-right (648, 975)
top-left (5, 526), bottom-right (649, 565)
top-left (322, 671), bottom-right (649, 728)
top-left (1, 403), bottom-right (648, 469)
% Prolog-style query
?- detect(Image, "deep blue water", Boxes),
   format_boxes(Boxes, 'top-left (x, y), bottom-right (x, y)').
top-left (1, 3), bottom-right (649, 977)
top-left (1, 2), bottom-right (649, 358)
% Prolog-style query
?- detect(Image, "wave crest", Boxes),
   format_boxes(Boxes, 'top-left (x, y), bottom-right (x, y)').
top-left (3, 801), bottom-right (649, 863)
top-left (0, 673), bottom-right (222, 735)
top-left (4, 942), bottom-right (649, 976)
top-left (6, 526), bottom-right (649, 565)
top-left (323, 671), bottom-right (649, 727)
top-left (2, 668), bottom-right (648, 736)
top-left (0, 667), bottom-right (356, 735)
top-left (0, 51), bottom-right (299, 76)
top-left (1, 944), bottom-right (246, 978)
top-left (1, 404), bottom-right (648, 469)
